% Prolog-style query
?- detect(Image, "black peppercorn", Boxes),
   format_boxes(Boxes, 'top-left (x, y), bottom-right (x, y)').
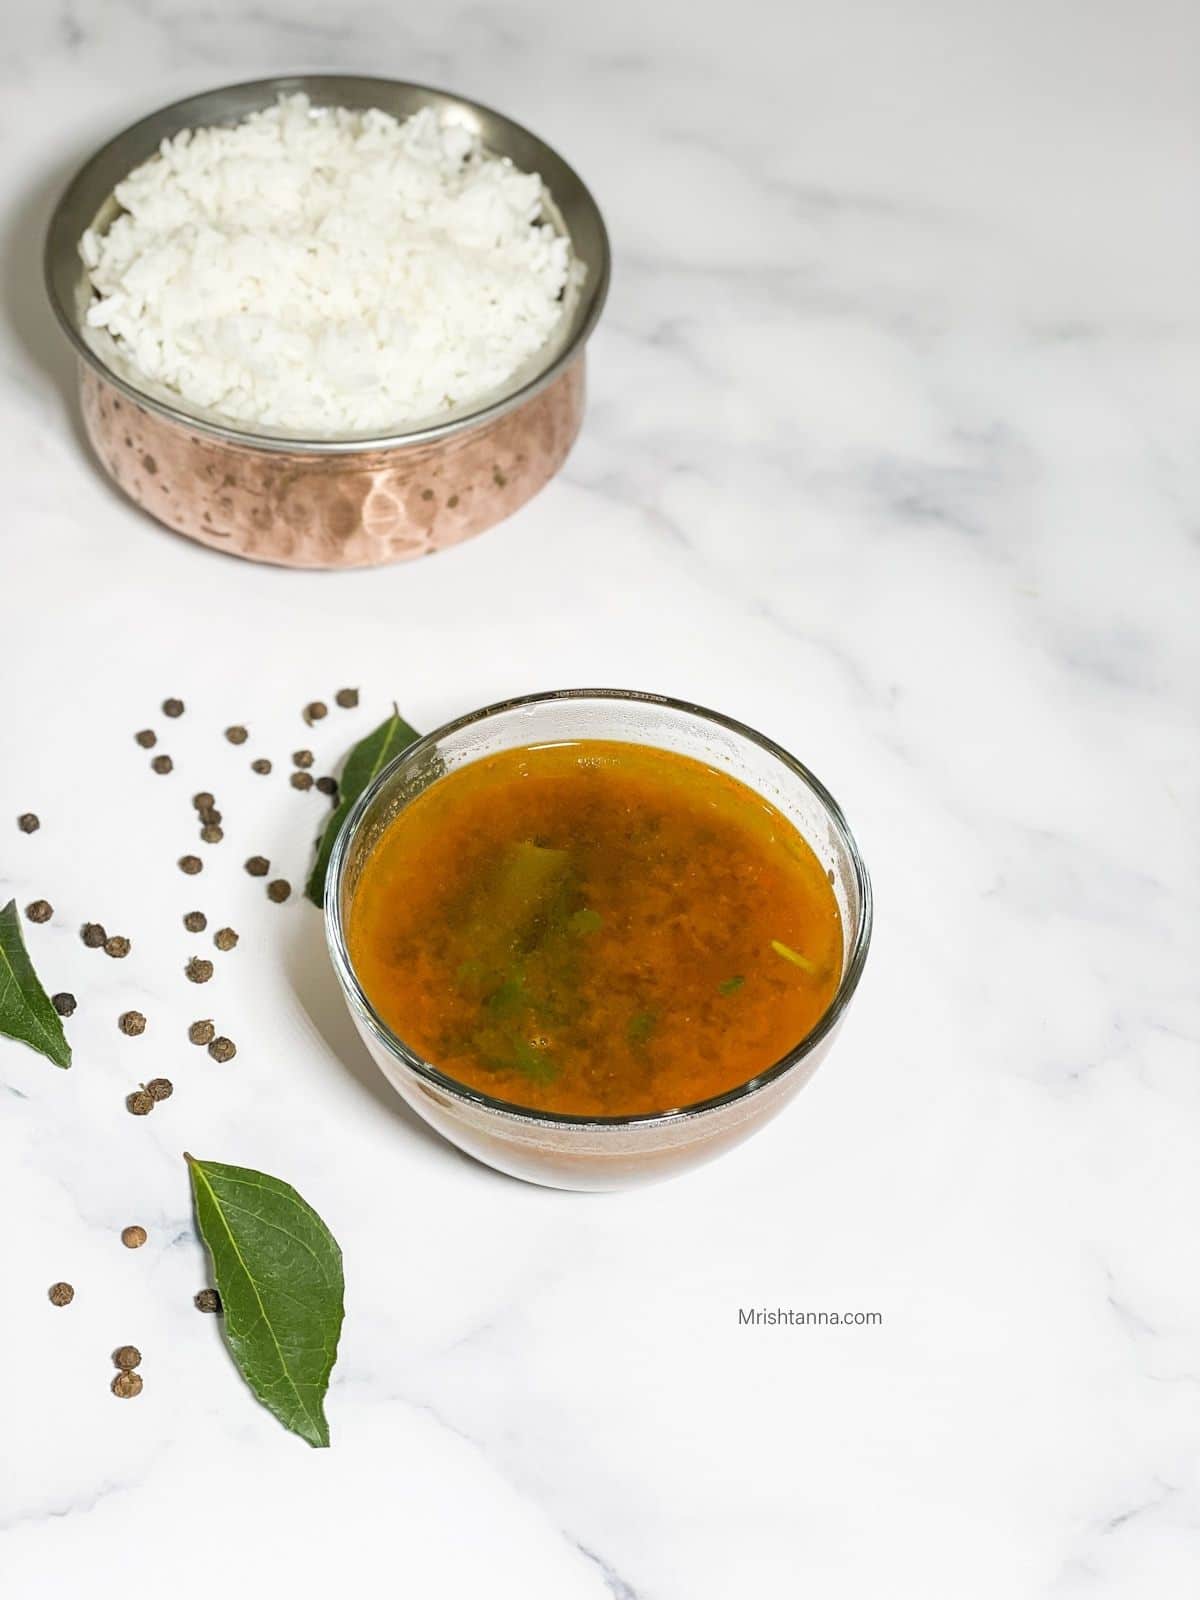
top-left (250, 758), bottom-right (272, 775)
top-left (178, 855), bottom-right (203, 875)
top-left (162, 698), bottom-right (184, 718)
top-left (151, 754), bottom-right (173, 775)
top-left (118, 1011), bottom-right (146, 1037)
top-left (192, 791), bottom-right (215, 812)
top-left (303, 700), bottom-right (328, 725)
top-left (82, 922), bottom-right (107, 948)
top-left (121, 1225), bottom-right (147, 1249)
top-left (25, 899), bottom-right (52, 924)
top-left (135, 729), bottom-right (157, 748)
top-left (188, 1019), bottom-right (215, 1046)
top-left (290, 771), bottom-right (314, 791)
top-left (52, 992), bottom-right (76, 1017)
top-left (213, 928), bottom-right (238, 952)
top-left (267, 879), bottom-right (291, 903)
top-left (18, 812), bottom-right (40, 833)
top-left (183, 910), bottom-right (207, 933)
top-left (316, 776), bottom-right (338, 796)
top-left (126, 1089), bottom-right (154, 1116)
top-left (111, 1371), bottom-right (144, 1398)
top-left (292, 749), bottom-right (314, 769)
top-left (225, 725), bottom-right (249, 745)
top-left (194, 1289), bottom-right (222, 1313)
top-left (105, 936), bottom-right (131, 959)
top-left (200, 824), bottom-right (224, 844)
top-left (208, 1036), bottom-right (237, 1063)
top-left (113, 1345), bottom-right (142, 1371)
top-left (244, 855), bottom-right (270, 877)
top-left (145, 1077), bottom-right (173, 1102)
top-left (48, 1281), bottom-right (74, 1306)
top-left (335, 687), bottom-right (359, 708)
top-left (185, 957), bottom-right (214, 984)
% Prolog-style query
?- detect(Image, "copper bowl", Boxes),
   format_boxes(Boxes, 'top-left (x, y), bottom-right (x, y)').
top-left (44, 77), bottom-right (610, 568)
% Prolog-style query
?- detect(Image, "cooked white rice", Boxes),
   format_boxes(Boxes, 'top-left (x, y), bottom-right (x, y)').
top-left (79, 93), bottom-right (574, 435)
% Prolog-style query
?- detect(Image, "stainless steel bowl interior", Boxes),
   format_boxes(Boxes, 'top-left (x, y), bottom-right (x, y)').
top-left (44, 76), bottom-right (610, 452)
top-left (325, 689), bottom-right (873, 1130)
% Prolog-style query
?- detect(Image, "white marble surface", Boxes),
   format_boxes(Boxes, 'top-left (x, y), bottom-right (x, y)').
top-left (2, 1), bottom-right (1198, 1594)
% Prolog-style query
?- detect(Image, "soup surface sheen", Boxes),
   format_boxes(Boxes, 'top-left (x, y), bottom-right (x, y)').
top-left (348, 740), bottom-right (842, 1116)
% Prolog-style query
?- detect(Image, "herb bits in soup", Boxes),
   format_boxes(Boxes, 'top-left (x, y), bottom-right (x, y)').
top-left (347, 742), bottom-right (842, 1117)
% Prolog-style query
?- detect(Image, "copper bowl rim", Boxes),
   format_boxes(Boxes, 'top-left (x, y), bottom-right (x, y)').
top-left (324, 687), bottom-right (874, 1131)
top-left (44, 74), bottom-right (611, 455)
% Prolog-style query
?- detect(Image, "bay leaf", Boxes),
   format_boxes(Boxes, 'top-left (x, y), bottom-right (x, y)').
top-left (306, 706), bottom-right (421, 907)
top-left (0, 899), bottom-right (70, 1068)
top-left (186, 1155), bottom-right (345, 1448)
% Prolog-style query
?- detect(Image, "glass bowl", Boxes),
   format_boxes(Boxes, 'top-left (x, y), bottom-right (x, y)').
top-left (325, 690), bottom-right (872, 1190)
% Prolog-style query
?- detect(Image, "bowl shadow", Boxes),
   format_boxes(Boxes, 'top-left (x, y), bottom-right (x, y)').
top-left (2, 150), bottom-right (301, 565)
top-left (282, 905), bottom-right (475, 1168)
top-left (2, 153), bottom-right (107, 474)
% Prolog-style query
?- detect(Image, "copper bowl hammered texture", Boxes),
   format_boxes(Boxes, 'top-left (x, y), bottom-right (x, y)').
top-left (77, 358), bottom-right (586, 568)
top-left (45, 77), bottom-right (610, 570)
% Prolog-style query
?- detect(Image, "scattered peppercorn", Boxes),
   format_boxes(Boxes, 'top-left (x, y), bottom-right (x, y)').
top-left (303, 700), bottom-right (328, 725)
top-left (267, 879), bottom-right (291, 903)
top-left (194, 1289), bottom-right (222, 1313)
top-left (48, 1281), bottom-right (74, 1306)
top-left (105, 936), bottom-right (131, 959)
top-left (188, 1019), bottom-right (215, 1046)
top-left (292, 749), bottom-right (314, 769)
top-left (251, 758), bottom-right (272, 775)
top-left (111, 1370), bottom-right (143, 1398)
top-left (185, 957), bottom-right (214, 984)
top-left (162, 698), bottom-right (184, 717)
top-left (290, 770), bottom-right (314, 792)
top-left (151, 755), bottom-right (173, 775)
top-left (225, 725), bottom-right (248, 745)
top-left (113, 1345), bottom-right (142, 1371)
top-left (335, 687), bottom-right (359, 709)
top-left (213, 927), bottom-right (238, 952)
top-left (198, 805), bottom-right (222, 826)
top-left (52, 992), bottom-right (76, 1017)
top-left (121, 1225), bottom-right (147, 1249)
top-left (126, 1089), bottom-right (154, 1116)
top-left (178, 854), bottom-right (203, 875)
top-left (183, 910), bottom-right (207, 933)
top-left (316, 776), bottom-right (338, 797)
top-left (145, 1077), bottom-right (173, 1102)
top-left (192, 791), bottom-right (215, 812)
top-left (200, 824), bottom-right (224, 844)
top-left (245, 855), bottom-right (270, 877)
top-left (17, 813), bottom-right (40, 833)
top-left (82, 922), bottom-right (107, 948)
top-left (208, 1036), bottom-right (236, 1063)
top-left (25, 899), bottom-right (52, 924)
top-left (135, 729), bottom-right (157, 749)
top-left (118, 1010), bottom-right (146, 1037)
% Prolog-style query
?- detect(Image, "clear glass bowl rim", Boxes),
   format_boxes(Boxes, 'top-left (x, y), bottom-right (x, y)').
top-left (325, 688), bottom-right (873, 1129)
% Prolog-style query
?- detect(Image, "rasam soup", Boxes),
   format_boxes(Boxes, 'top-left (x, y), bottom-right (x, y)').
top-left (347, 740), bottom-right (843, 1116)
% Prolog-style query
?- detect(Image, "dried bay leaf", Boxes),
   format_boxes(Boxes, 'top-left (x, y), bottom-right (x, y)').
top-left (186, 1155), bottom-right (345, 1448)
top-left (0, 899), bottom-right (70, 1068)
top-left (306, 706), bottom-right (421, 907)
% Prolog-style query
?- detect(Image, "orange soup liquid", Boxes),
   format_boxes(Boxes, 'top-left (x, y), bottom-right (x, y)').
top-left (348, 740), bottom-right (842, 1116)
